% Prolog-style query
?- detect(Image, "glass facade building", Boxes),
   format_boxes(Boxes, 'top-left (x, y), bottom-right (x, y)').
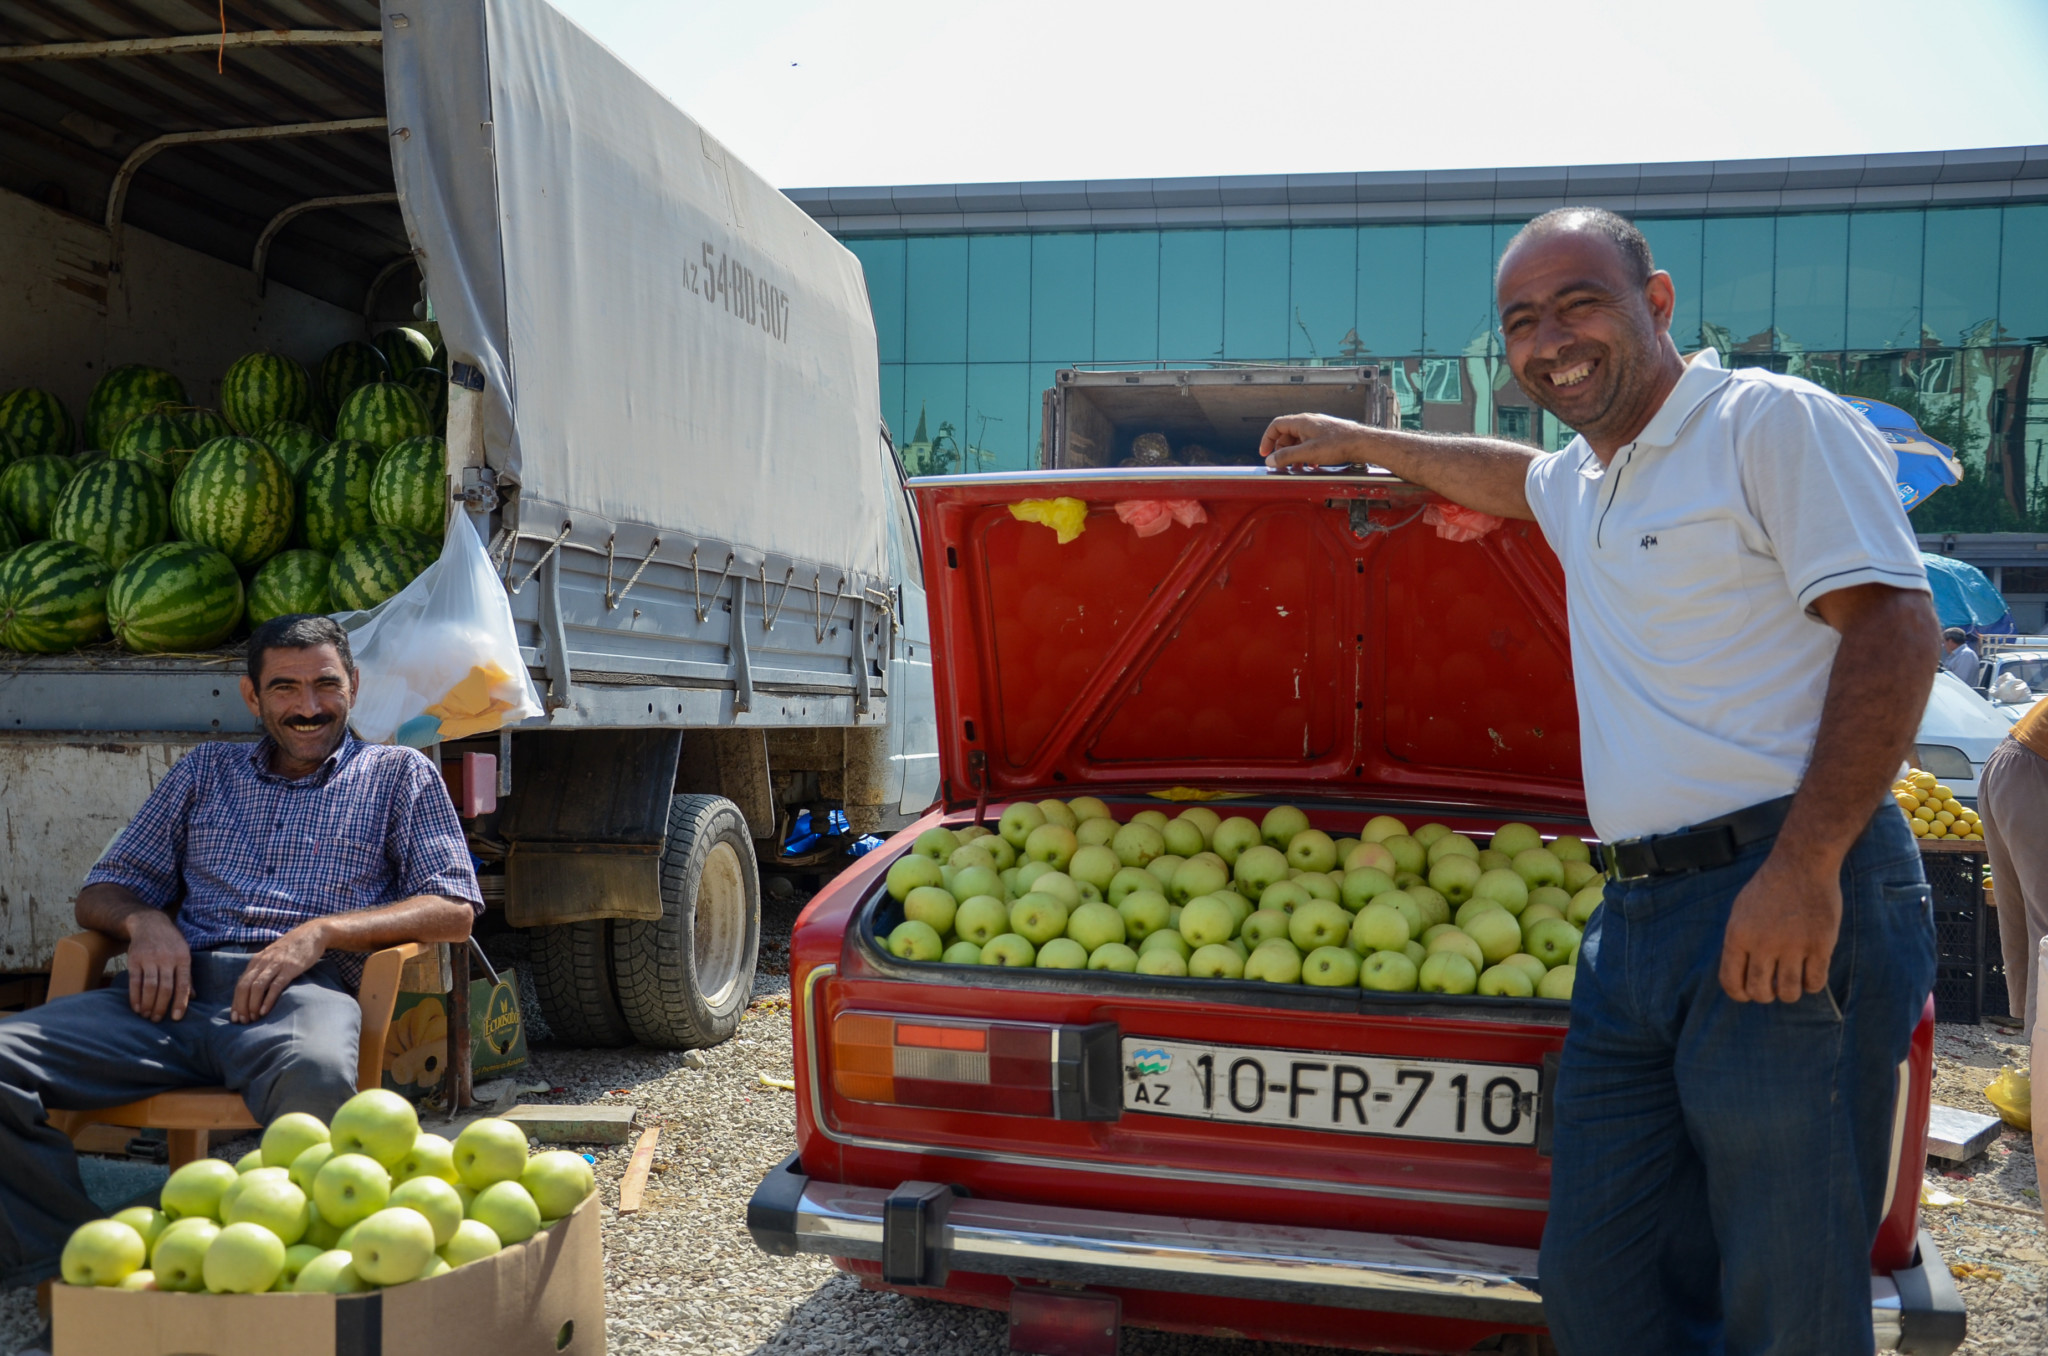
top-left (791, 151), bottom-right (2048, 531)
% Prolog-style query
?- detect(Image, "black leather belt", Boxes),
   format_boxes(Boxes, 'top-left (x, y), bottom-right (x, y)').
top-left (1605, 795), bottom-right (1796, 882)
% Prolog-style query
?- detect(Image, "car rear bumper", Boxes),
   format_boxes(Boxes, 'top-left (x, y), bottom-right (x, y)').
top-left (748, 1155), bottom-right (1967, 1350)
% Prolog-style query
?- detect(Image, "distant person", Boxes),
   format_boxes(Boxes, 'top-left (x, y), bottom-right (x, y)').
top-left (1262, 206), bottom-right (1937, 1356)
top-left (1944, 627), bottom-right (1981, 686)
top-left (1979, 693), bottom-right (2048, 1032)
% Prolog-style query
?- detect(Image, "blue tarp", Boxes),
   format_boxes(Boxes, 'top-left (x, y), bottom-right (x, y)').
top-left (1921, 553), bottom-right (2015, 636)
top-left (1842, 396), bottom-right (1963, 511)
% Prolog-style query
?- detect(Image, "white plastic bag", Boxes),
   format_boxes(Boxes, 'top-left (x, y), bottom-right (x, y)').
top-left (344, 518), bottom-right (544, 747)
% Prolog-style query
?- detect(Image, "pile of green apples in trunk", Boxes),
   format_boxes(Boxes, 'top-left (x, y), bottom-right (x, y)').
top-left (57, 1089), bottom-right (595, 1295)
top-left (882, 799), bottom-right (1603, 1000)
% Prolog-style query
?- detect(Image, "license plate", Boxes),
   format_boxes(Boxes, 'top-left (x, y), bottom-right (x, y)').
top-left (1121, 1038), bottom-right (1541, 1146)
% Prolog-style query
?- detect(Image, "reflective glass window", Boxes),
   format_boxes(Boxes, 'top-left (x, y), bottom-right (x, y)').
top-left (905, 236), bottom-right (967, 365)
top-left (1094, 231), bottom-right (1159, 363)
top-left (1846, 211), bottom-right (1923, 351)
top-left (1700, 216), bottom-right (1775, 352)
top-left (846, 237), bottom-right (905, 364)
top-left (1420, 358), bottom-right (1464, 403)
top-left (965, 363), bottom-right (1034, 472)
top-left (1159, 229), bottom-right (1225, 363)
top-left (1636, 218), bottom-right (1703, 349)
top-left (1923, 208), bottom-right (2001, 347)
top-left (2001, 204), bottom-right (2048, 343)
top-left (1423, 223), bottom-right (1496, 355)
top-left (967, 235), bottom-right (1031, 363)
top-left (1772, 214), bottom-right (1847, 352)
top-left (1026, 361), bottom-right (1063, 462)
top-left (1224, 228), bottom-right (1290, 360)
top-left (1357, 225), bottom-right (1424, 357)
top-left (878, 364), bottom-right (904, 446)
top-left (1030, 234), bottom-right (1094, 364)
top-left (899, 363), bottom-right (967, 475)
top-left (1290, 227), bottom-right (1356, 362)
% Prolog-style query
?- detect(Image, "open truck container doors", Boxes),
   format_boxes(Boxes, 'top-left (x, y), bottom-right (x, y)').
top-left (750, 464), bottom-right (1962, 1353)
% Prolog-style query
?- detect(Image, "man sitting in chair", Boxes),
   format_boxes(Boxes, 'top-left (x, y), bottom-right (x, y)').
top-left (0, 614), bottom-right (482, 1286)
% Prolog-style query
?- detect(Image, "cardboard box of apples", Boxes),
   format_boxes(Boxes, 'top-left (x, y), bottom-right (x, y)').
top-left (878, 799), bottom-right (1601, 999)
top-left (53, 1090), bottom-right (603, 1356)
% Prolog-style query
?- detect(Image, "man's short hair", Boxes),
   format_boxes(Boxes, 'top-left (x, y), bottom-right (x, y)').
top-left (1943, 627), bottom-right (1969, 643)
top-left (1501, 207), bottom-right (1654, 287)
top-left (248, 614), bottom-right (355, 684)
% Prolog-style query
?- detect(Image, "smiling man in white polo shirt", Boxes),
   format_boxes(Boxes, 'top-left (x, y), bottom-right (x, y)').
top-left (1261, 207), bottom-right (1939, 1355)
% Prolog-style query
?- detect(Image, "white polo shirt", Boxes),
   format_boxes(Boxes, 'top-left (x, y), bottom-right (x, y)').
top-left (1524, 349), bottom-right (1929, 842)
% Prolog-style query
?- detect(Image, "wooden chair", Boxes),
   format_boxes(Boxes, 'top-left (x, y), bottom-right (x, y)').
top-left (43, 932), bottom-right (429, 1168)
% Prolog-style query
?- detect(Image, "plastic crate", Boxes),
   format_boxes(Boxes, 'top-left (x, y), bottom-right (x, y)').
top-left (1924, 847), bottom-right (2007, 1023)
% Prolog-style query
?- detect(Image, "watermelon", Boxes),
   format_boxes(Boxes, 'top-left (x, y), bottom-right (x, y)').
top-left (330, 525), bottom-right (436, 611)
top-left (85, 365), bottom-right (182, 451)
top-left (319, 340), bottom-right (388, 411)
top-left (0, 540), bottom-right (110, 652)
top-left (110, 409), bottom-right (196, 487)
top-left (169, 437), bottom-right (293, 569)
top-left (0, 455), bottom-right (78, 539)
top-left (220, 352), bottom-right (313, 433)
top-left (0, 511), bottom-right (18, 554)
top-left (257, 421), bottom-right (327, 482)
top-left (374, 328), bottom-right (436, 381)
top-left (404, 367), bottom-right (448, 430)
top-left (51, 459), bottom-right (170, 570)
top-left (247, 549), bottom-right (332, 625)
top-left (333, 382), bottom-right (431, 452)
top-left (0, 388), bottom-right (76, 457)
top-left (0, 430), bottom-right (23, 470)
top-left (413, 318), bottom-right (445, 358)
top-left (106, 542), bottom-right (243, 653)
top-left (183, 408), bottom-right (234, 444)
top-left (369, 436), bottom-right (446, 536)
top-left (73, 450), bottom-right (108, 472)
top-left (299, 440), bottom-right (380, 552)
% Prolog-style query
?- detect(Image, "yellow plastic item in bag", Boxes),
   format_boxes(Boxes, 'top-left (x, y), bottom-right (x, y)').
top-left (1008, 497), bottom-right (1089, 544)
top-left (424, 662), bottom-right (520, 740)
top-left (1985, 1066), bottom-right (2033, 1132)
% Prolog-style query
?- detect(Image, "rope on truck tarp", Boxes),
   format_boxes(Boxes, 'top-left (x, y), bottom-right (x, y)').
top-left (813, 573), bottom-right (853, 642)
top-left (605, 535), bottom-right (663, 611)
top-left (761, 563), bottom-right (798, 632)
top-left (690, 548), bottom-right (738, 623)
top-left (1352, 504), bottom-right (1428, 536)
top-left (508, 521), bottom-right (572, 595)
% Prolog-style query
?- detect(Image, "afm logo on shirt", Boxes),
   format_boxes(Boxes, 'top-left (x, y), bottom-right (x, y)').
top-left (1638, 533), bottom-right (1659, 550)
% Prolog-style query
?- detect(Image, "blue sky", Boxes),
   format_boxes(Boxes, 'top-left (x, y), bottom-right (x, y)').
top-left (550, 0), bottom-right (2048, 190)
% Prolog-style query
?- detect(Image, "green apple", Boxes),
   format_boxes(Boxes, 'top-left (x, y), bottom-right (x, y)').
top-left (983, 836), bottom-right (1018, 870)
top-left (1361, 815), bottom-right (1408, 844)
top-left (913, 827), bottom-right (960, 861)
top-left (1065, 901), bottom-right (1126, 950)
top-left (235, 1149), bottom-right (264, 1173)
top-left (980, 933), bottom-right (1036, 967)
top-left (1285, 830), bottom-right (1337, 873)
top-left (223, 1174), bottom-right (310, 1245)
top-left (1067, 844), bottom-right (1122, 893)
top-left (1294, 872), bottom-right (1339, 903)
top-left (162, 1157), bottom-right (240, 1222)
top-left (1302, 946), bottom-right (1361, 987)
top-left (1489, 822), bottom-right (1544, 857)
top-left (1024, 823), bottom-right (1079, 871)
top-left (1144, 854), bottom-right (1185, 886)
top-left (885, 853), bottom-right (945, 902)
top-left (956, 825), bottom-right (991, 843)
top-left (887, 919), bottom-right (945, 961)
top-left (1176, 806), bottom-right (1220, 840)
top-left (1426, 833), bottom-right (1479, 865)
top-left (1111, 823), bottom-right (1166, 868)
top-left (523, 1150), bottom-right (592, 1222)
top-left (1000, 867), bottom-right (1021, 896)
top-left (1177, 895), bottom-right (1237, 947)
top-left (467, 1181), bottom-right (542, 1246)
top-left (1215, 891), bottom-right (1253, 929)
top-left (1259, 805), bottom-right (1310, 848)
top-left (1411, 823), bottom-right (1450, 847)
top-left (1477, 963), bottom-right (1536, 998)
top-left (1088, 942), bottom-right (1138, 972)
top-left (1360, 949), bottom-right (1420, 993)
top-left (150, 1218), bottom-right (218, 1291)
top-left (1107, 867), bottom-right (1159, 905)
top-left (1026, 869), bottom-right (1081, 908)
top-left (1135, 948), bottom-right (1188, 977)
top-left (1519, 900), bottom-right (1565, 933)
top-left (440, 1219), bottom-right (503, 1269)
top-left (1138, 929), bottom-right (1191, 960)
top-left (1338, 837), bottom-right (1365, 860)
top-left (202, 1221), bottom-right (284, 1294)
top-left (1339, 867), bottom-right (1396, 912)
top-left (313, 1154), bottom-right (391, 1229)
top-left (278, 1242), bottom-right (323, 1289)
top-left (1115, 890), bottom-right (1170, 940)
top-left (1037, 799), bottom-right (1079, 831)
top-left (1259, 880), bottom-right (1312, 914)
top-left (1342, 841), bottom-right (1397, 875)
top-left (219, 1166), bottom-right (288, 1218)
top-left (61, 1218), bottom-right (147, 1287)
top-left (387, 1177), bottom-right (466, 1247)
top-left (292, 1248), bottom-right (367, 1293)
top-left (1131, 809), bottom-right (1171, 832)
top-left (1288, 900), bottom-right (1352, 951)
top-left (349, 1206), bottom-right (438, 1286)
top-left (1348, 901), bottom-right (1410, 954)
top-left (112, 1206), bottom-right (168, 1253)
top-left (948, 843), bottom-right (998, 873)
top-left (392, 1133), bottom-right (457, 1187)
top-left (1538, 964), bottom-right (1577, 1000)
top-left (1525, 918), bottom-right (1582, 968)
top-left (1428, 854), bottom-right (1483, 905)
top-left (1245, 938), bottom-right (1303, 983)
top-left (1475, 849), bottom-right (1513, 873)
top-left (1405, 884), bottom-right (1452, 928)
top-left (1567, 883), bottom-right (1605, 927)
top-left (1187, 851), bottom-right (1227, 877)
top-left (1008, 893), bottom-right (1070, 945)
top-left (1382, 834), bottom-right (1427, 875)
top-left (1187, 943), bottom-right (1246, 979)
top-left (902, 887), bottom-right (958, 936)
top-left (1170, 857), bottom-right (1231, 903)
top-left (1211, 817), bottom-right (1262, 864)
top-left (948, 865), bottom-right (1004, 904)
top-left (1462, 908), bottom-right (1523, 965)
top-left (334, 1222), bottom-right (361, 1253)
top-left (303, 1201), bottom-right (342, 1248)
top-left (1472, 868), bottom-right (1530, 916)
top-left (941, 940), bottom-right (984, 964)
top-left (1523, 886), bottom-right (1568, 920)
top-left (1425, 927), bottom-right (1486, 973)
top-left (117, 1269), bottom-right (156, 1291)
top-left (1502, 953), bottom-right (1548, 987)
top-left (453, 1117), bottom-right (531, 1191)
top-left (1034, 938), bottom-right (1088, 969)
top-left (1418, 952), bottom-right (1479, 994)
top-left (416, 1256), bottom-right (452, 1282)
top-left (1230, 845), bottom-right (1288, 898)
top-left (1069, 796), bottom-right (1113, 824)
top-left (1161, 818), bottom-right (1206, 858)
top-left (1512, 848), bottom-right (1565, 890)
top-left (1238, 908), bottom-right (1291, 947)
top-left (1548, 835), bottom-right (1592, 865)
top-left (1375, 890), bottom-right (1426, 937)
top-left (953, 895), bottom-right (1009, 945)
top-left (998, 801), bottom-right (1046, 848)
top-left (1562, 860), bottom-right (1601, 892)
top-left (1403, 939), bottom-right (1428, 966)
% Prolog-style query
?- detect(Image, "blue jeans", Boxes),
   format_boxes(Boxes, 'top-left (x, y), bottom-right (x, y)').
top-left (0, 949), bottom-right (360, 1285)
top-left (1539, 806), bottom-right (1934, 1356)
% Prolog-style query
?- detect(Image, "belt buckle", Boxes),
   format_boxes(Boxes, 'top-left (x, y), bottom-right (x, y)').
top-left (1605, 835), bottom-right (1651, 883)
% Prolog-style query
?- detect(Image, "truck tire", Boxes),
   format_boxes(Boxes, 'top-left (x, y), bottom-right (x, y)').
top-left (526, 921), bottom-right (636, 1049)
top-left (611, 794), bottom-right (761, 1049)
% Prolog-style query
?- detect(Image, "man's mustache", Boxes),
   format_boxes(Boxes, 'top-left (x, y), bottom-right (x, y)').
top-left (280, 713), bottom-right (337, 730)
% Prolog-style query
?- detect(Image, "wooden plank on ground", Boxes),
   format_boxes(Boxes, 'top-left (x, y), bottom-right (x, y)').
top-left (617, 1127), bottom-right (660, 1214)
top-left (503, 1103), bottom-right (638, 1144)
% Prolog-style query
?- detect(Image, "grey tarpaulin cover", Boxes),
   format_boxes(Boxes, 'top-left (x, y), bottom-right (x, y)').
top-left (381, 0), bottom-right (888, 583)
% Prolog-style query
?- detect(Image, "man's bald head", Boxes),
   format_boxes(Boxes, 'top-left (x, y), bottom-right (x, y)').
top-left (1500, 207), bottom-right (1653, 288)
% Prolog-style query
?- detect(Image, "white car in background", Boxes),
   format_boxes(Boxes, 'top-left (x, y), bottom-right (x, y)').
top-left (1914, 670), bottom-right (2014, 803)
top-left (1978, 645), bottom-right (2048, 725)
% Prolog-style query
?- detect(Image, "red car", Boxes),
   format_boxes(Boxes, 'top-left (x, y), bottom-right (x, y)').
top-left (749, 469), bottom-right (1964, 1354)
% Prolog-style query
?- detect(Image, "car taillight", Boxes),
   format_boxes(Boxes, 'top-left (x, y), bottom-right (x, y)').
top-left (829, 1013), bottom-right (1121, 1120)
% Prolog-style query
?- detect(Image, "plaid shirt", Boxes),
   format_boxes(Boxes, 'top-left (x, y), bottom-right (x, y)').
top-left (84, 734), bottom-right (482, 992)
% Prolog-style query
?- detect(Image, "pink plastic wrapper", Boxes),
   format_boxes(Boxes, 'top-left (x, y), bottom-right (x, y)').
top-left (1114, 499), bottom-right (1209, 538)
top-left (1423, 501), bottom-right (1504, 542)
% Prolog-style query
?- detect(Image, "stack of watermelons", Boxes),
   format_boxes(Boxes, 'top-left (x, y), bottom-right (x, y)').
top-left (0, 326), bottom-right (449, 655)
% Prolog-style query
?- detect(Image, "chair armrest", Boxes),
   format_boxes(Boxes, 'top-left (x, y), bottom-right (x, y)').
top-left (354, 942), bottom-right (433, 1094)
top-left (48, 932), bottom-right (127, 999)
